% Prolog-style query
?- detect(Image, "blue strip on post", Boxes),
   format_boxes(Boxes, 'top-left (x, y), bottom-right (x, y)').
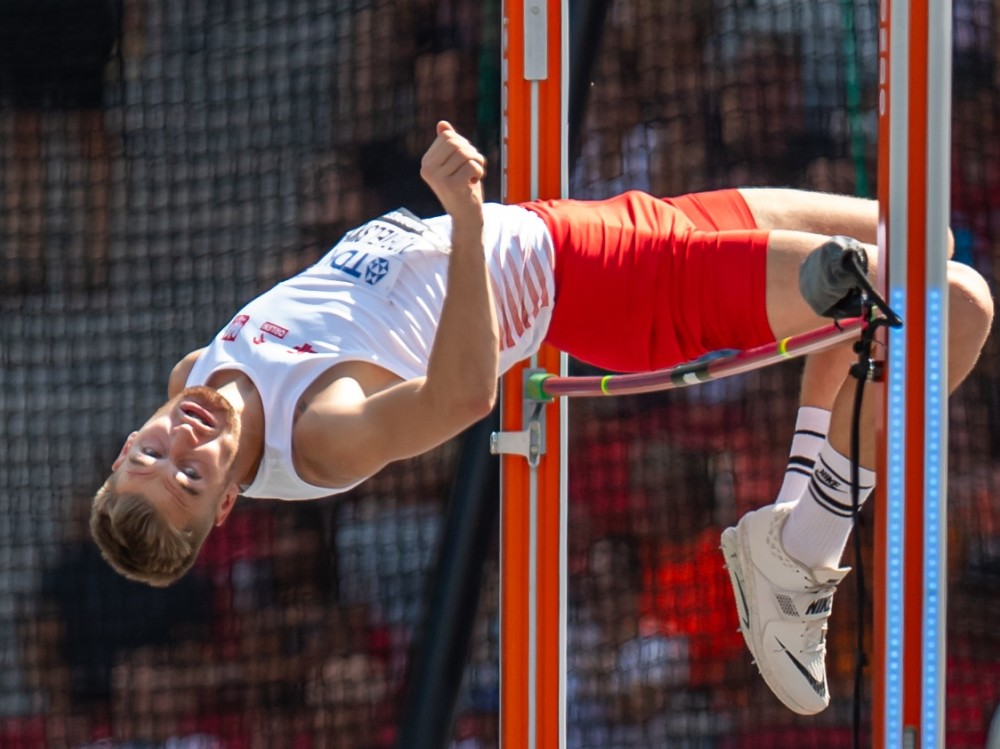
top-left (923, 287), bottom-right (944, 743)
top-left (885, 287), bottom-right (906, 749)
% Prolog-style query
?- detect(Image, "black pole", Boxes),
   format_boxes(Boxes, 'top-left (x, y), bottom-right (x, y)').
top-left (393, 407), bottom-right (501, 749)
top-left (569, 0), bottom-right (614, 166)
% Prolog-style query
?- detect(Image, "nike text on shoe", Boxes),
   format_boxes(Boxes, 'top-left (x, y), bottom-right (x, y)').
top-left (720, 503), bottom-right (849, 715)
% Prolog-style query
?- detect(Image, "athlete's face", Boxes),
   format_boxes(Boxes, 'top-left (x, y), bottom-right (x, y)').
top-left (110, 387), bottom-right (241, 531)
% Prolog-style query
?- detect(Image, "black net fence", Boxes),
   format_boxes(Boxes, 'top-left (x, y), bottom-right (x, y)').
top-left (0, 0), bottom-right (997, 748)
top-left (565, 1), bottom-right (1000, 747)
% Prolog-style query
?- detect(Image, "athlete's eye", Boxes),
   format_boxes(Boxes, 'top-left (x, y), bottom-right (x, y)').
top-left (182, 466), bottom-right (201, 480)
top-left (141, 447), bottom-right (162, 459)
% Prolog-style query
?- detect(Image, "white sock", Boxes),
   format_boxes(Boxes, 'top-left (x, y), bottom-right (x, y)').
top-left (776, 406), bottom-right (831, 506)
top-left (781, 441), bottom-right (875, 570)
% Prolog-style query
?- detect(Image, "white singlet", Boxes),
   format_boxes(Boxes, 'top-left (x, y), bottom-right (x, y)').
top-left (187, 204), bottom-right (556, 500)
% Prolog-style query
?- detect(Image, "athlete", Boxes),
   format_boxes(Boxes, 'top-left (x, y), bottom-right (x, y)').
top-left (91, 121), bottom-right (993, 715)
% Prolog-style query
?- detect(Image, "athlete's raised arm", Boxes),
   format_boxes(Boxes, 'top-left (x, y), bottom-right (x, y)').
top-left (417, 120), bottom-right (498, 408)
top-left (293, 122), bottom-right (499, 486)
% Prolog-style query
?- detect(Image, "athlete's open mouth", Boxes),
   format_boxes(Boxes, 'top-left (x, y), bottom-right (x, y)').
top-left (180, 402), bottom-right (217, 429)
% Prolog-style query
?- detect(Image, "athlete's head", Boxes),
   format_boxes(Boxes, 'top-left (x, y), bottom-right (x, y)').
top-left (90, 386), bottom-right (242, 586)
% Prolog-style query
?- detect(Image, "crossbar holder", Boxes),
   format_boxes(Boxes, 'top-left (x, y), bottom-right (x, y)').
top-left (490, 368), bottom-right (547, 467)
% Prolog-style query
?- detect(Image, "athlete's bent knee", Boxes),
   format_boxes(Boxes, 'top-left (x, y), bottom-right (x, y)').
top-left (947, 261), bottom-right (994, 336)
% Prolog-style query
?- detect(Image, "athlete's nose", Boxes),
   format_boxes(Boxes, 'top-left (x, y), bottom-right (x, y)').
top-left (170, 423), bottom-right (200, 455)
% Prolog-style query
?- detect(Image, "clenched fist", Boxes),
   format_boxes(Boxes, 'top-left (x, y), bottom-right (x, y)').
top-left (420, 121), bottom-right (486, 226)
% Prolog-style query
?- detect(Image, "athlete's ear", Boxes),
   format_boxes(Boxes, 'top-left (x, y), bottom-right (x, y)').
top-left (111, 432), bottom-right (138, 471)
top-left (214, 484), bottom-right (239, 527)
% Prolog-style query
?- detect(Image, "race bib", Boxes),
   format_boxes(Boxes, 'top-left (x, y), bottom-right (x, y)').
top-left (324, 209), bottom-right (448, 296)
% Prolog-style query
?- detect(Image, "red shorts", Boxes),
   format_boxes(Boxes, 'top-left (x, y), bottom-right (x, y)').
top-left (521, 189), bottom-right (773, 372)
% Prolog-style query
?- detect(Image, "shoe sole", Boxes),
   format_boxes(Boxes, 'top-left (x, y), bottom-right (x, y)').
top-left (720, 526), bottom-right (825, 716)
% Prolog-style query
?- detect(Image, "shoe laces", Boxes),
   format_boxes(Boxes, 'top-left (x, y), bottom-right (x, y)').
top-left (802, 619), bottom-right (828, 653)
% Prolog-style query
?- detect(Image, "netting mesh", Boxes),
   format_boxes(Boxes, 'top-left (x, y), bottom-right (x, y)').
top-left (0, 0), bottom-right (997, 747)
top-left (565, 1), bottom-right (1000, 747)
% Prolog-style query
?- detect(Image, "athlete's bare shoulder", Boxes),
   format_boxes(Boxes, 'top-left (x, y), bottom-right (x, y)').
top-left (167, 348), bottom-right (206, 397)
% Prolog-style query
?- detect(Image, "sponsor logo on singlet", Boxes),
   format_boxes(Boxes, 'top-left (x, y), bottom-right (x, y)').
top-left (325, 209), bottom-right (446, 296)
top-left (260, 321), bottom-right (288, 338)
top-left (253, 321), bottom-right (290, 345)
top-left (364, 257), bottom-right (390, 285)
top-left (221, 314), bottom-right (250, 341)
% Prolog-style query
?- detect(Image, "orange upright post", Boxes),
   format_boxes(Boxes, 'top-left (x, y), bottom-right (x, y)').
top-left (875, 0), bottom-right (951, 743)
top-left (498, 1), bottom-right (567, 748)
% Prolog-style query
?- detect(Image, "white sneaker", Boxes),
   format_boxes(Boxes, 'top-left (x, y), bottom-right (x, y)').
top-left (720, 503), bottom-right (849, 715)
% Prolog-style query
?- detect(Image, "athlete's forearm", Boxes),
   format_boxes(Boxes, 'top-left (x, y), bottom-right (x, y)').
top-left (424, 210), bottom-right (499, 416)
top-left (416, 121), bottom-right (498, 420)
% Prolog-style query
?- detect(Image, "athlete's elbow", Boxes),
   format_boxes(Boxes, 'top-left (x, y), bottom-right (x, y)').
top-left (453, 381), bottom-right (497, 422)
top-left (479, 384), bottom-right (499, 417)
top-left (426, 366), bottom-right (497, 421)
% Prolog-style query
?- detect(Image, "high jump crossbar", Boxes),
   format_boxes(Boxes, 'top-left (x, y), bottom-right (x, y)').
top-left (524, 318), bottom-right (865, 401)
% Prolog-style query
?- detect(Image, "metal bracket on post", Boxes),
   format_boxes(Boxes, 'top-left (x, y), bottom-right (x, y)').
top-left (490, 368), bottom-right (547, 467)
top-left (523, 0), bottom-right (548, 81)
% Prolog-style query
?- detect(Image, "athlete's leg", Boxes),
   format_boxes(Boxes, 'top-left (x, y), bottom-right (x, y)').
top-left (744, 187), bottom-right (981, 502)
top-left (722, 218), bottom-right (993, 715)
top-left (727, 188), bottom-right (990, 554)
top-left (762, 229), bottom-right (992, 464)
top-left (772, 350), bottom-right (849, 504)
top-left (824, 258), bottom-right (992, 456)
top-left (740, 185), bottom-right (976, 420)
top-left (746, 189), bottom-right (883, 429)
top-left (738, 187), bottom-right (879, 245)
top-left (784, 260), bottom-right (993, 571)
top-left (763, 225), bottom-right (991, 527)
top-left (671, 188), bottom-right (871, 499)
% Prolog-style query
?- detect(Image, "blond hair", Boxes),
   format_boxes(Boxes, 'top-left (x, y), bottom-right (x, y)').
top-left (90, 479), bottom-right (212, 587)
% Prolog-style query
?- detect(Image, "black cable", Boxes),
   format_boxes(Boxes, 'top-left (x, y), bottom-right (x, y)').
top-left (849, 328), bottom-right (871, 749)
top-left (847, 310), bottom-right (897, 749)
top-left (803, 238), bottom-right (902, 747)
top-left (843, 250), bottom-right (904, 329)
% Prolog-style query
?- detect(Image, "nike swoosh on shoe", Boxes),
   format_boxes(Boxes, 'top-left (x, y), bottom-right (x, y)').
top-left (776, 637), bottom-right (827, 698)
top-left (733, 573), bottom-right (751, 630)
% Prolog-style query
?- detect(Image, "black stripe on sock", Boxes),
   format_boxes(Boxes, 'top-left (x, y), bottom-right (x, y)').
top-left (808, 480), bottom-right (856, 518)
top-left (795, 428), bottom-right (827, 439)
top-left (787, 456), bottom-right (816, 470)
top-left (786, 466), bottom-right (813, 477)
